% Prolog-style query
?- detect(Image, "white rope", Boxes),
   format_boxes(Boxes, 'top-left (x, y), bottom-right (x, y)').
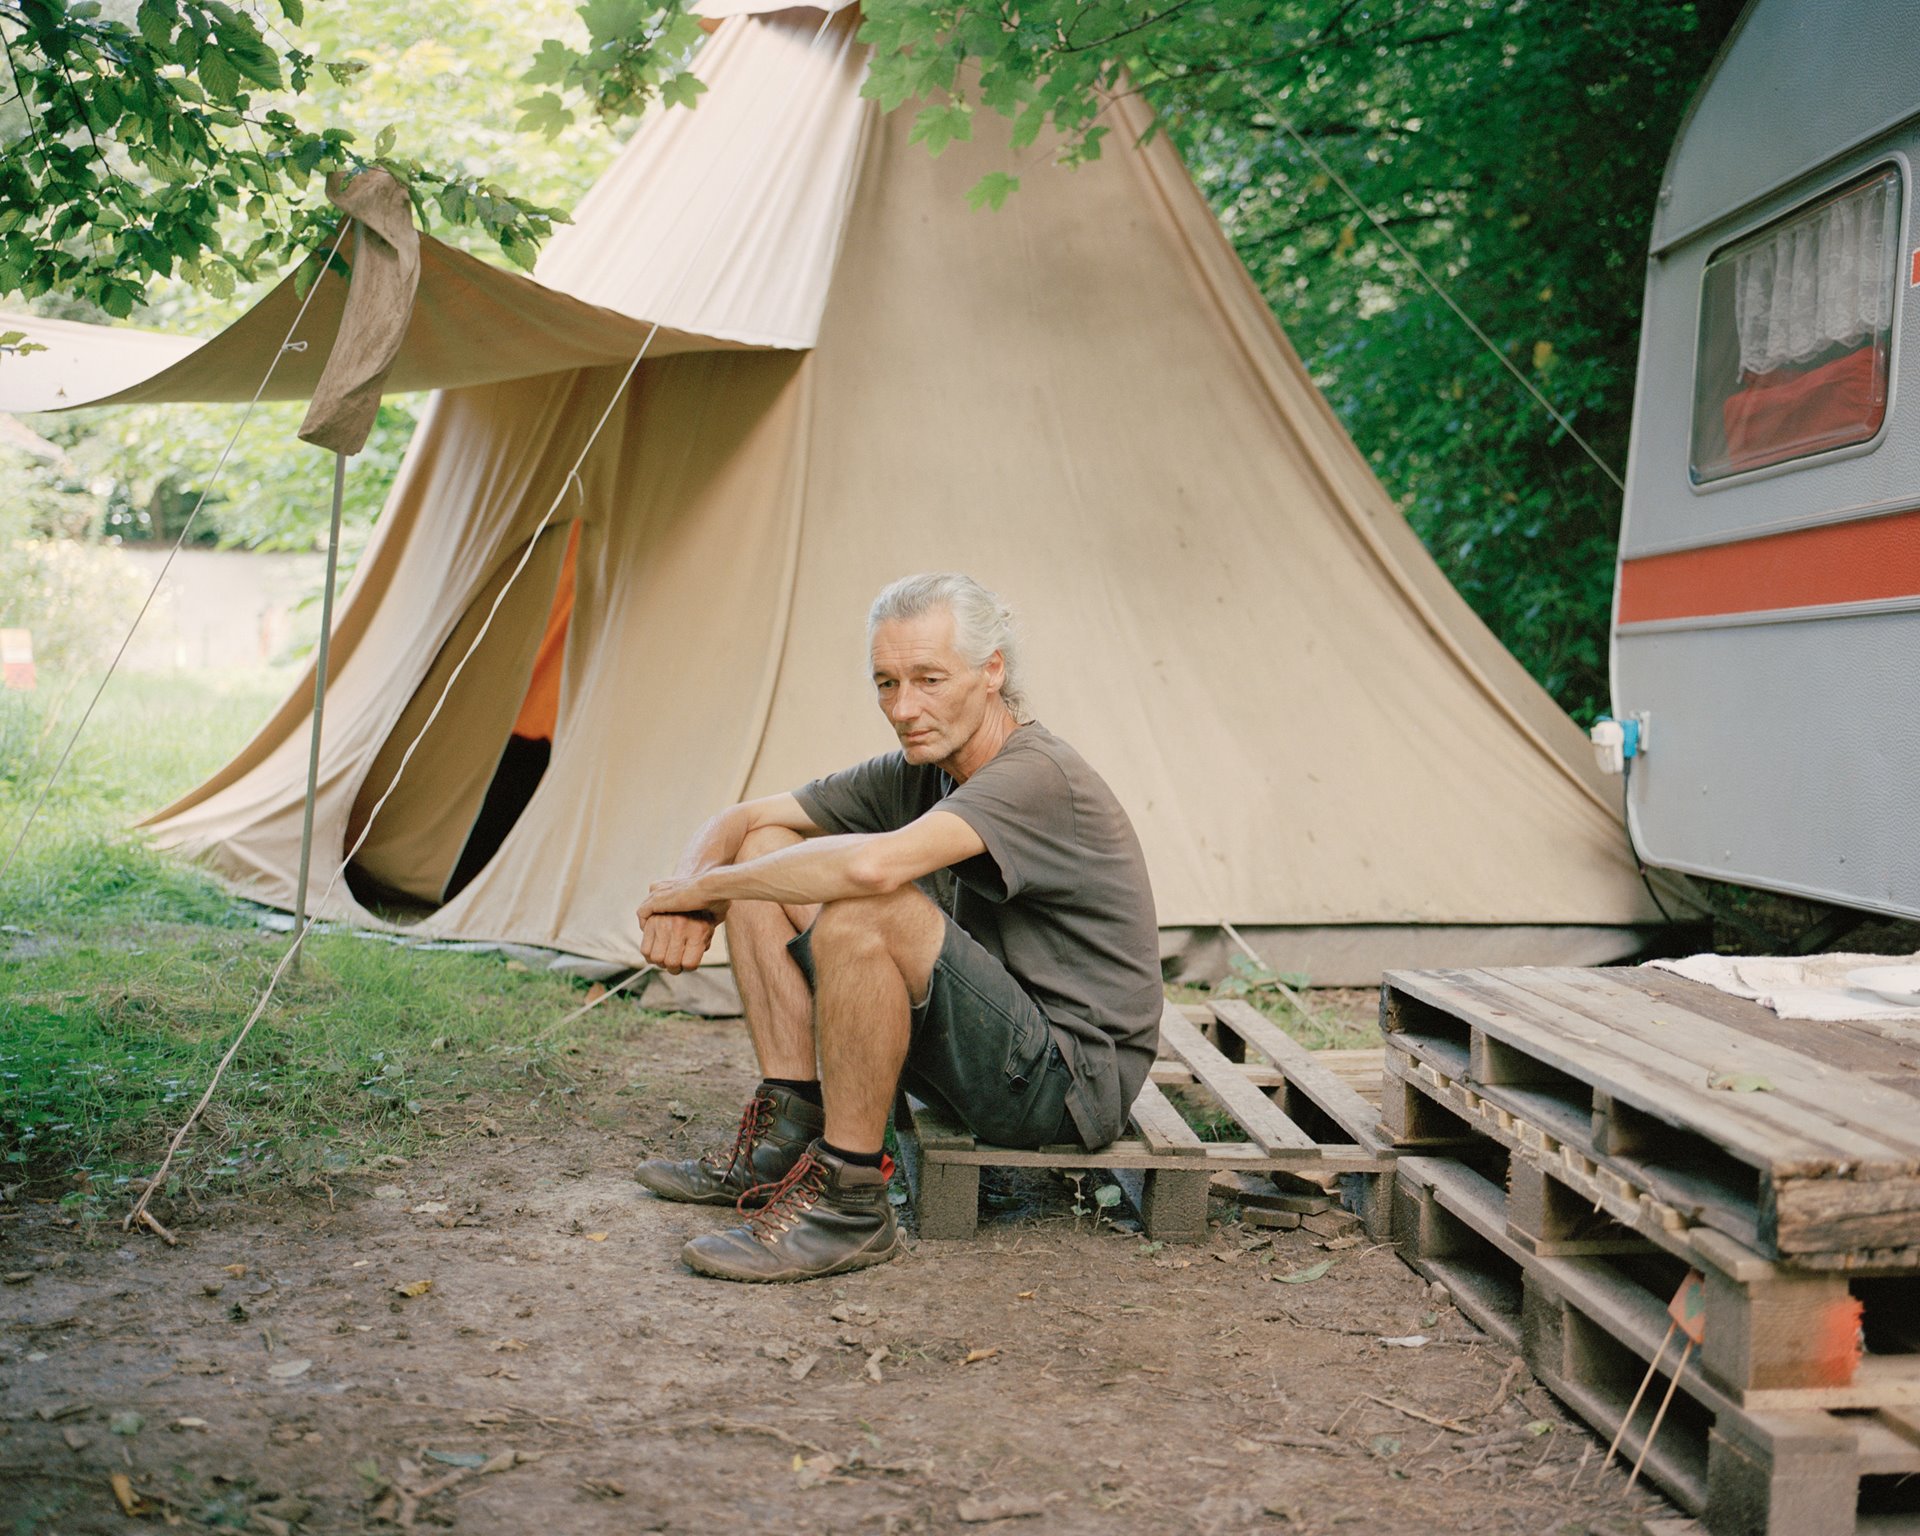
top-left (1276, 120), bottom-right (1627, 494)
top-left (0, 222), bottom-right (353, 889)
top-left (128, 9), bottom-right (852, 1230)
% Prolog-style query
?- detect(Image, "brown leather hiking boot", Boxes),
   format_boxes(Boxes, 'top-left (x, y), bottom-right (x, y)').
top-left (680, 1140), bottom-right (902, 1283)
top-left (633, 1084), bottom-right (824, 1207)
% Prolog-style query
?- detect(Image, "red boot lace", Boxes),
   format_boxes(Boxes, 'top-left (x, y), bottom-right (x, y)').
top-left (704, 1093), bottom-right (775, 1179)
top-left (738, 1149), bottom-right (827, 1230)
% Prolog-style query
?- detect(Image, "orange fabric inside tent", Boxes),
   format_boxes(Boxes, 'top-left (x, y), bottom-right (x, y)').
top-left (511, 522), bottom-right (580, 742)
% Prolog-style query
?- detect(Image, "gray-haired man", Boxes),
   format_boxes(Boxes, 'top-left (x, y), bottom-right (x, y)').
top-left (634, 573), bottom-right (1160, 1282)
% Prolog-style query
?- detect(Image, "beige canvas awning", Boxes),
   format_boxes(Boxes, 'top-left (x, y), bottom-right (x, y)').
top-left (0, 7), bottom-right (869, 418)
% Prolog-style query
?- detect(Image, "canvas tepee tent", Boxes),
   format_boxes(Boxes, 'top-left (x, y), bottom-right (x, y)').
top-left (14, 1), bottom-right (1674, 982)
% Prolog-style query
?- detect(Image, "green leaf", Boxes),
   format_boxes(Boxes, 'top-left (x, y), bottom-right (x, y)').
top-left (136, 0), bottom-right (176, 50)
top-left (374, 124), bottom-right (396, 158)
top-left (1271, 1259), bottom-right (1335, 1285)
top-left (1092, 1183), bottom-right (1122, 1208)
top-left (1008, 100), bottom-right (1047, 151)
top-left (1708, 1072), bottom-right (1774, 1093)
top-left (522, 38), bottom-right (577, 87)
top-left (577, 0), bottom-right (649, 49)
top-left (217, 25), bottom-right (284, 91)
top-left (323, 59), bottom-right (369, 85)
top-left (515, 93), bottom-right (575, 141)
top-left (197, 43), bottom-right (241, 103)
top-left (906, 101), bottom-right (972, 159)
top-left (966, 171), bottom-right (1019, 211)
top-left (277, 0), bottom-right (304, 22)
top-left (659, 71), bottom-right (706, 111)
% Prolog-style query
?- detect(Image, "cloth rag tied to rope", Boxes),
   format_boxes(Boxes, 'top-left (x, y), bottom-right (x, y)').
top-left (298, 168), bottom-right (422, 454)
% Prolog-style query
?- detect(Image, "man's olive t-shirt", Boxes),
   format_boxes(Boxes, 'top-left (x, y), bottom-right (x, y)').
top-left (792, 722), bottom-right (1160, 1147)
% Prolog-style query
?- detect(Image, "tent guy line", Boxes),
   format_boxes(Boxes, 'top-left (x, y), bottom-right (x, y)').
top-left (0, 219), bottom-right (355, 891)
top-left (123, 7), bottom-right (851, 1237)
top-left (1276, 118), bottom-right (1628, 495)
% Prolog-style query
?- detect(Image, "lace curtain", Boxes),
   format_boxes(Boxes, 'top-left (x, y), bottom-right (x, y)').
top-left (1733, 171), bottom-right (1899, 376)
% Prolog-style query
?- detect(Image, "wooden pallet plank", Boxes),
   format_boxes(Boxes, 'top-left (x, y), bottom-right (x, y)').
top-left (919, 1141), bottom-right (1390, 1171)
top-left (1156, 1003), bottom-right (1318, 1155)
top-left (1208, 999), bottom-right (1389, 1155)
top-left (1607, 969), bottom-right (1920, 1092)
top-left (1386, 971), bottom-right (1848, 1171)
top-left (1466, 970), bottom-right (1913, 1168)
top-left (1533, 969), bottom-right (1920, 1158)
top-left (1128, 1080), bottom-right (1207, 1157)
top-left (1149, 1060), bottom-right (1285, 1089)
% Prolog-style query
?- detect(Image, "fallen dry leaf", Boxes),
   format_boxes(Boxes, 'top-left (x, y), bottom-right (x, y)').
top-left (788, 1353), bottom-right (819, 1383)
top-left (223, 1264), bottom-right (247, 1278)
top-left (171, 1416), bottom-right (209, 1431)
top-left (393, 1280), bottom-right (433, 1298)
top-left (864, 1346), bottom-right (888, 1384)
top-left (957, 1494), bottom-right (1045, 1523)
top-left (962, 1347), bottom-right (1000, 1366)
top-left (3, 1271), bottom-right (31, 1285)
top-left (581, 1478), bottom-right (625, 1498)
top-left (491, 1337), bottom-right (527, 1352)
top-left (583, 1232), bottom-right (609, 1243)
top-left (267, 1359), bottom-right (312, 1380)
top-left (1016, 1289), bottom-right (1036, 1300)
top-left (109, 1473), bottom-right (149, 1517)
top-left (794, 1453), bottom-right (840, 1489)
top-left (61, 1428), bottom-right (89, 1452)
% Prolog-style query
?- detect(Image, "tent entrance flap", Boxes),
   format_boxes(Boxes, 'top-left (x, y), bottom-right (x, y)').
top-left (445, 522), bottom-right (581, 900)
top-left (344, 522), bottom-right (576, 910)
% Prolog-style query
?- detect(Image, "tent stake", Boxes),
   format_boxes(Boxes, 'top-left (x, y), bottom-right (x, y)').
top-left (293, 449), bottom-right (347, 966)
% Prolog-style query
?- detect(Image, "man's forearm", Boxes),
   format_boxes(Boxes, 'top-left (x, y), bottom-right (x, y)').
top-left (674, 805), bottom-right (754, 882)
top-left (682, 834), bottom-right (891, 910)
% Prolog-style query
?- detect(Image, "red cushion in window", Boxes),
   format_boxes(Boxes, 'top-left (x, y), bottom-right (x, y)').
top-left (1721, 345), bottom-right (1885, 472)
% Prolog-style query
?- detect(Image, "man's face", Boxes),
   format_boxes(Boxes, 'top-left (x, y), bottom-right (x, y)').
top-left (870, 608), bottom-right (1002, 766)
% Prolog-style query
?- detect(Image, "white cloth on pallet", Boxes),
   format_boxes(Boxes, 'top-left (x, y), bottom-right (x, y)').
top-left (1647, 952), bottom-right (1920, 1022)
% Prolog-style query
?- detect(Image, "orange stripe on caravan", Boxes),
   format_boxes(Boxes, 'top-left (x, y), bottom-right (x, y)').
top-left (1616, 507), bottom-right (1920, 623)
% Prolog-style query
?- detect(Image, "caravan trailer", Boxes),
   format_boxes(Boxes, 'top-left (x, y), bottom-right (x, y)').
top-left (1610, 0), bottom-right (1920, 919)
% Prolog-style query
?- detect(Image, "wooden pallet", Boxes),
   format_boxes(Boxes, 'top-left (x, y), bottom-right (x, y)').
top-left (1388, 1058), bottom-right (1920, 1411)
top-left (1381, 967), bottom-right (1920, 1267)
top-left (1391, 1154), bottom-right (1920, 1532)
top-left (894, 999), bottom-right (1394, 1242)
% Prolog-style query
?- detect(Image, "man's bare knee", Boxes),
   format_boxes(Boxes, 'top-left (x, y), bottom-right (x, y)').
top-left (738, 823), bottom-right (804, 861)
top-left (811, 888), bottom-right (944, 990)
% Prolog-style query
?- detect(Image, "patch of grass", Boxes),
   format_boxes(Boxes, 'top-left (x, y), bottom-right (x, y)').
top-left (1165, 980), bottom-right (1377, 1053)
top-left (1, 668), bottom-right (284, 931)
top-left (0, 666), bottom-right (642, 1213)
top-left (2, 930), bottom-right (603, 1202)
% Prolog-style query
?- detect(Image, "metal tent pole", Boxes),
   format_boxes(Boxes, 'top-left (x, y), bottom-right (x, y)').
top-left (292, 449), bottom-right (347, 966)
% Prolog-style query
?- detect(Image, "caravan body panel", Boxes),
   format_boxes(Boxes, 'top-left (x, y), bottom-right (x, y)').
top-left (1617, 0), bottom-right (1920, 916)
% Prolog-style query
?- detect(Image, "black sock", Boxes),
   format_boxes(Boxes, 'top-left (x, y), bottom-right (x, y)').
top-left (762, 1077), bottom-right (822, 1107)
top-left (821, 1140), bottom-right (884, 1169)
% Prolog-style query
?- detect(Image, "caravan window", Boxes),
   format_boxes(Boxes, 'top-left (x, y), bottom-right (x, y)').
top-left (1691, 165), bottom-right (1902, 482)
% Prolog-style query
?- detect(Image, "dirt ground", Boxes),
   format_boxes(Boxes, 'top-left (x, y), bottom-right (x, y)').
top-left (2, 1004), bottom-right (1679, 1535)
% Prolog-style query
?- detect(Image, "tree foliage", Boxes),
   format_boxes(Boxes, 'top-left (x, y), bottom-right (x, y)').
top-left (0, 0), bottom-right (583, 316)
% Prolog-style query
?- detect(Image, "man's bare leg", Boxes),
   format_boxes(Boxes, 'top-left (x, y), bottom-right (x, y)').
top-left (633, 826), bottom-right (822, 1207)
top-left (723, 825), bottom-right (820, 1081)
top-left (807, 885), bottom-right (945, 1155)
top-left (680, 888), bottom-right (939, 1279)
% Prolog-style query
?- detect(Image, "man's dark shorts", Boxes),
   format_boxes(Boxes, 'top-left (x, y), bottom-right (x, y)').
top-left (787, 914), bottom-right (1078, 1149)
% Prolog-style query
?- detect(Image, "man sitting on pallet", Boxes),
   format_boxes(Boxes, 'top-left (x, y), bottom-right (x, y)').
top-left (632, 572), bottom-right (1161, 1283)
